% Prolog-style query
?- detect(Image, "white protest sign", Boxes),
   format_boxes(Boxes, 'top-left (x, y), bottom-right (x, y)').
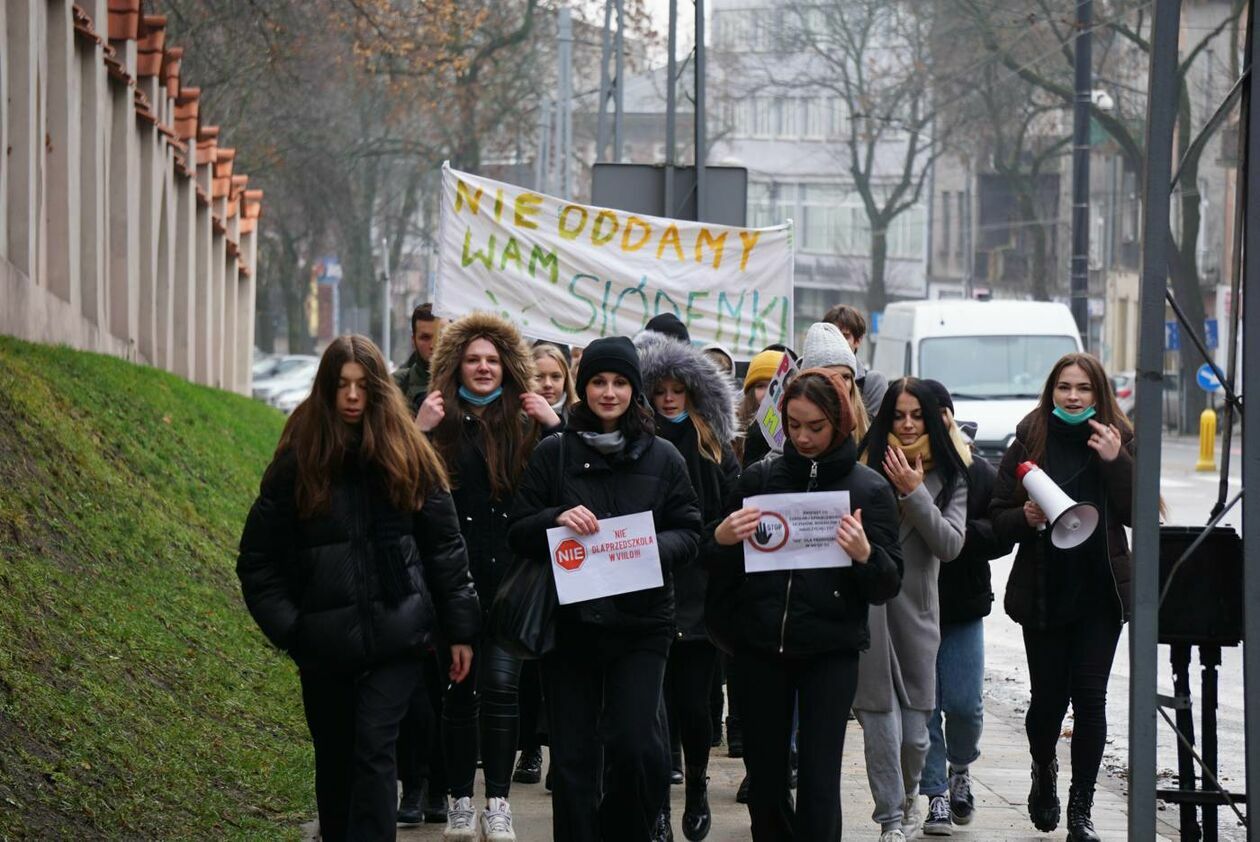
top-left (742, 491), bottom-right (852, 573)
top-left (547, 511), bottom-right (664, 605)
top-left (755, 353), bottom-right (798, 454)
top-left (435, 164), bottom-right (794, 359)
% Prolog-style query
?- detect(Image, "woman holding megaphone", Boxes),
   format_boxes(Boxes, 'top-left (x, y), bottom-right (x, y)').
top-left (989, 352), bottom-right (1136, 842)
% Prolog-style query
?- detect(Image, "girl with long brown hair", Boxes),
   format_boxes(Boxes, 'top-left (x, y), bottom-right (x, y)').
top-left (237, 335), bottom-right (480, 841)
top-left (415, 313), bottom-right (561, 842)
top-left (989, 353), bottom-right (1135, 842)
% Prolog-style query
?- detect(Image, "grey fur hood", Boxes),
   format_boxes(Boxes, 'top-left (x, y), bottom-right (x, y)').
top-left (633, 331), bottom-right (739, 444)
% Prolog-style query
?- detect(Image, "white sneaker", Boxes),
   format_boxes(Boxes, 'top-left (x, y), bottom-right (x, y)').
top-left (480, 797), bottom-right (516, 842)
top-left (444, 796), bottom-right (477, 841)
top-left (901, 790), bottom-right (923, 838)
top-left (880, 830), bottom-right (908, 842)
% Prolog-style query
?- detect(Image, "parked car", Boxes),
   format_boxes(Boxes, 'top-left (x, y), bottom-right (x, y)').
top-left (1111, 369), bottom-right (1187, 429)
top-left (271, 384), bottom-right (311, 415)
top-left (1112, 371), bottom-right (1136, 418)
top-left (252, 357), bottom-right (318, 404)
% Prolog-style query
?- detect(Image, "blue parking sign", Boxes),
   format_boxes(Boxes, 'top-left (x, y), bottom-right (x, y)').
top-left (871, 311), bottom-right (883, 335)
top-left (1165, 321), bottom-right (1181, 351)
top-left (1204, 319), bottom-right (1219, 350)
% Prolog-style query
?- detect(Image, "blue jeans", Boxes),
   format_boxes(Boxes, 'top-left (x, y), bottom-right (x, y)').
top-left (920, 618), bottom-right (985, 796)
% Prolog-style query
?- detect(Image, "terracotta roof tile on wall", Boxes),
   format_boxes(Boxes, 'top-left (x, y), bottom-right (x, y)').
top-left (107, 0), bottom-right (142, 41)
top-left (162, 46), bottom-right (183, 97)
top-left (241, 189), bottom-right (264, 235)
top-left (228, 175), bottom-right (249, 218)
top-left (213, 148), bottom-right (236, 199)
top-left (136, 16), bottom-right (167, 77)
top-left (134, 89), bottom-right (157, 124)
top-left (173, 88), bottom-right (200, 140)
top-left (73, 5), bottom-right (104, 45)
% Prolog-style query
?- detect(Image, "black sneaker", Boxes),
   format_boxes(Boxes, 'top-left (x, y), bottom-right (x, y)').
top-left (513, 747), bottom-right (543, 784)
top-left (397, 784), bottom-right (423, 826)
top-left (422, 781), bottom-right (448, 824)
top-left (948, 766), bottom-right (975, 825)
top-left (923, 794), bottom-right (953, 836)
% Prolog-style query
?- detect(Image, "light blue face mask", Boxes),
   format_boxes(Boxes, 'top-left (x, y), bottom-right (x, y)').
top-left (459, 385), bottom-right (503, 407)
top-left (1052, 405), bottom-right (1097, 425)
top-left (667, 410), bottom-right (690, 424)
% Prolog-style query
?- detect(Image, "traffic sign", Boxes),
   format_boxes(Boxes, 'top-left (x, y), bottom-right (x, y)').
top-left (1165, 321), bottom-right (1181, 351)
top-left (1196, 363), bottom-right (1223, 393)
top-left (1204, 319), bottom-right (1219, 350)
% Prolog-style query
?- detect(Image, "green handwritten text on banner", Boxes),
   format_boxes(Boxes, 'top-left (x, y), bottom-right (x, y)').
top-left (435, 164), bottom-right (794, 358)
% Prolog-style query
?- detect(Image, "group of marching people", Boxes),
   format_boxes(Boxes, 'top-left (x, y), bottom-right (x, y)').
top-left (237, 301), bottom-right (1138, 842)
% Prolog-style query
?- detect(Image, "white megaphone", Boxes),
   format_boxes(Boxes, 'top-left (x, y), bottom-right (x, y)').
top-left (1016, 461), bottom-right (1100, 550)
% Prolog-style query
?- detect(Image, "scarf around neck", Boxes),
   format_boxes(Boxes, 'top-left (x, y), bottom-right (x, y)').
top-left (886, 432), bottom-right (934, 473)
top-left (578, 430), bottom-right (626, 456)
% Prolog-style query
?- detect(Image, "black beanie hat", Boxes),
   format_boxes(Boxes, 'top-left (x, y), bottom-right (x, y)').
top-left (644, 313), bottom-right (690, 344)
top-left (922, 379), bottom-right (955, 414)
top-left (577, 336), bottom-right (643, 397)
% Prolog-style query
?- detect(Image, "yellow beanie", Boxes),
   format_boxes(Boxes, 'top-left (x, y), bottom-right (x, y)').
top-left (744, 350), bottom-right (785, 391)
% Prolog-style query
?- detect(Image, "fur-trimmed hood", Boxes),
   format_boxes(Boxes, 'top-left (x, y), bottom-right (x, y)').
top-left (633, 331), bottom-right (739, 444)
top-left (429, 311), bottom-right (536, 399)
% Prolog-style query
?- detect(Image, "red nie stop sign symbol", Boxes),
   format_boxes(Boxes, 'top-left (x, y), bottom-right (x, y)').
top-left (555, 538), bottom-right (587, 571)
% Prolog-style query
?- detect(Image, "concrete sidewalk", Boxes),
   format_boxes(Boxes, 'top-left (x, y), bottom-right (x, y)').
top-left (301, 676), bottom-right (1179, 841)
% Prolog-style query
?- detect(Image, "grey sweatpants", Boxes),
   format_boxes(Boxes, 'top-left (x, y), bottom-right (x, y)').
top-left (855, 706), bottom-right (932, 832)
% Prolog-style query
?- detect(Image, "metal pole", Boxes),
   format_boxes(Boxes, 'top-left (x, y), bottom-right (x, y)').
top-left (1070, 0), bottom-right (1093, 346)
top-left (558, 8), bottom-right (574, 198)
top-left (381, 237), bottom-right (391, 364)
top-left (665, 0), bottom-right (678, 218)
top-left (614, 0), bottom-right (625, 162)
top-left (537, 98), bottom-right (552, 193)
top-left (695, 0), bottom-right (707, 222)
top-left (1243, 0), bottom-right (1260, 831)
top-left (596, 0), bottom-right (613, 161)
top-left (1131, 1), bottom-right (1181, 838)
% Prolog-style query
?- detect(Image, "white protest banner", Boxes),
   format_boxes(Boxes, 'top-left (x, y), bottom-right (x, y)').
top-left (755, 353), bottom-right (798, 454)
top-left (547, 511), bottom-right (664, 605)
top-left (435, 164), bottom-right (794, 359)
top-left (742, 491), bottom-right (852, 573)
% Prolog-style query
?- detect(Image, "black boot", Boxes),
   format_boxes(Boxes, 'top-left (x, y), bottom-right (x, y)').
top-left (1027, 758), bottom-right (1060, 832)
top-left (652, 805), bottom-right (675, 842)
top-left (397, 782), bottom-right (423, 825)
top-left (1066, 785), bottom-right (1100, 842)
top-left (513, 746), bottom-right (543, 784)
top-left (671, 748), bottom-right (684, 785)
top-left (726, 716), bottom-right (744, 758)
top-left (736, 773), bottom-right (751, 804)
top-left (682, 765), bottom-right (711, 841)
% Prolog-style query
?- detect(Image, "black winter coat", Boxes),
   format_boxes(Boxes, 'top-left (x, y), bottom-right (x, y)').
top-left (990, 413), bottom-right (1135, 629)
top-left (237, 450), bottom-right (481, 673)
top-left (938, 455), bottom-right (1011, 624)
top-left (507, 430), bottom-right (703, 635)
top-left (445, 413), bottom-right (557, 608)
top-left (657, 417), bottom-right (740, 641)
top-left (704, 438), bottom-right (903, 658)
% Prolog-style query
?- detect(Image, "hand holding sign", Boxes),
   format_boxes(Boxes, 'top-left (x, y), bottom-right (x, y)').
top-left (715, 506), bottom-right (763, 546)
top-left (547, 511), bottom-right (662, 605)
top-left (835, 509), bottom-right (870, 564)
top-left (557, 505), bottom-right (599, 536)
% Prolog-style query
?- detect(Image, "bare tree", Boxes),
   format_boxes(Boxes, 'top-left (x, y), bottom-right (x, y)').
top-left (956, 0), bottom-right (1245, 420)
top-left (778, 1), bottom-right (954, 311)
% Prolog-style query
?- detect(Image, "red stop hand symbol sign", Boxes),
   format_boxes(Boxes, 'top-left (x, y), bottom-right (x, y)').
top-left (555, 538), bottom-right (587, 571)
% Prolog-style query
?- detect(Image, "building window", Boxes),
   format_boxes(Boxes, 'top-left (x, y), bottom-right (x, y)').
top-left (776, 98), bottom-right (799, 138)
top-left (803, 97), bottom-right (826, 139)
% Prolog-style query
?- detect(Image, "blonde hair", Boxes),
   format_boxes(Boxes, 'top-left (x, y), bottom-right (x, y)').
top-left (531, 343), bottom-right (578, 408)
top-left (690, 405), bottom-right (725, 464)
top-left (942, 408), bottom-right (974, 467)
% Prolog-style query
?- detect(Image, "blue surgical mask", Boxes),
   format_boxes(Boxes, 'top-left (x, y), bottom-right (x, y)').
top-left (459, 385), bottom-right (503, 407)
top-left (1052, 405), bottom-right (1097, 425)
top-left (668, 410), bottom-right (690, 424)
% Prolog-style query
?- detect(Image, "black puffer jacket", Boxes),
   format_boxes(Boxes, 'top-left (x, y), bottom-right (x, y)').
top-left (237, 450), bottom-right (481, 673)
top-left (938, 455), bottom-right (1012, 623)
top-left (507, 430), bottom-right (703, 634)
top-left (705, 438), bottom-right (903, 658)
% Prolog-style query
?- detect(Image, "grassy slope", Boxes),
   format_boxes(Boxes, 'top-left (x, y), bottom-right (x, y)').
top-left (0, 337), bottom-right (311, 839)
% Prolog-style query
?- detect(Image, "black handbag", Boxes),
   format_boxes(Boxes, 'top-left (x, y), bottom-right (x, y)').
top-left (487, 434), bottom-right (564, 660)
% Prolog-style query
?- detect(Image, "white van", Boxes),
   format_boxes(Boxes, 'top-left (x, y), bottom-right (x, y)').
top-left (870, 300), bottom-right (1083, 463)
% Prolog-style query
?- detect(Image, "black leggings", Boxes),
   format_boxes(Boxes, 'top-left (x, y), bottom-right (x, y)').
top-left (442, 641), bottom-right (522, 800)
top-left (1022, 610), bottom-right (1123, 790)
top-left (665, 640), bottom-right (718, 769)
top-left (736, 649), bottom-right (859, 841)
